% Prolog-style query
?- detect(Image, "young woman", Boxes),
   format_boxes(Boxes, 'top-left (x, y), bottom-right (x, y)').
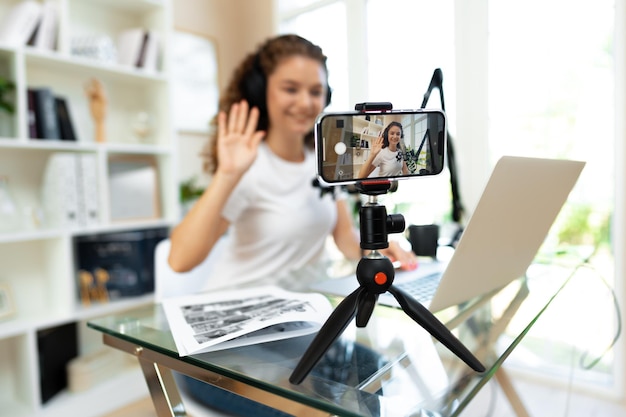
top-left (169, 35), bottom-right (416, 289)
top-left (358, 121), bottom-right (409, 178)
top-left (168, 34), bottom-right (416, 416)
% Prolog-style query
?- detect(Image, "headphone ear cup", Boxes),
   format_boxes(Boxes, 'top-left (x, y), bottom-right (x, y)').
top-left (241, 54), bottom-right (267, 113)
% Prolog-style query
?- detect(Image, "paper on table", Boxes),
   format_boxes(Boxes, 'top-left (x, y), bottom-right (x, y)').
top-left (162, 285), bottom-right (333, 356)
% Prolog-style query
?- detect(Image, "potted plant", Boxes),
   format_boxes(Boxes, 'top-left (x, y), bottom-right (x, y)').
top-left (179, 176), bottom-right (205, 215)
top-left (0, 76), bottom-right (16, 137)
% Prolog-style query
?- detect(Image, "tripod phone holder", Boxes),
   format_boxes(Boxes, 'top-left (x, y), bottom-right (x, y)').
top-left (289, 179), bottom-right (485, 384)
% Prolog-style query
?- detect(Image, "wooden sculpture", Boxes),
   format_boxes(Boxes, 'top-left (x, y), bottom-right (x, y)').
top-left (78, 270), bottom-right (94, 306)
top-left (85, 78), bottom-right (107, 143)
top-left (94, 267), bottom-right (110, 302)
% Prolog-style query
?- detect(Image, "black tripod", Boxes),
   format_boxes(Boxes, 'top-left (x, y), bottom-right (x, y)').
top-left (290, 180), bottom-right (485, 384)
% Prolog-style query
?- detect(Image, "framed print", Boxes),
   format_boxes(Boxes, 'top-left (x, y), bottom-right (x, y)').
top-left (0, 283), bottom-right (15, 320)
top-left (108, 156), bottom-right (161, 221)
top-left (171, 30), bottom-right (219, 133)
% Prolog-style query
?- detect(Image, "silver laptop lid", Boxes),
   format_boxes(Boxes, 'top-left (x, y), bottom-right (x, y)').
top-left (428, 156), bottom-right (585, 312)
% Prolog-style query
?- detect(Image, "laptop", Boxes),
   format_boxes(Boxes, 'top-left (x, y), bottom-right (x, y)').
top-left (310, 156), bottom-right (585, 313)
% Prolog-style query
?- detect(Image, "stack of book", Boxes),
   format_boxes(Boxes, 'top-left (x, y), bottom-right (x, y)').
top-left (27, 87), bottom-right (77, 141)
top-left (0, 0), bottom-right (58, 50)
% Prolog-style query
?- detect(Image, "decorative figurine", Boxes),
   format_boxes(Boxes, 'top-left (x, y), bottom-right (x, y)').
top-left (84, 78), bottom-right (107, 143)
top-left (78, 270), bottom-right (94, 306)
top-left (94, 268), bottom-right (110, 302)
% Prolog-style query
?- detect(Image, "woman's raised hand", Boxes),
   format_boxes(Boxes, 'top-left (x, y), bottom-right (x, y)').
top-left (371, 132), bottom-right (384, 154)
top-left (216, 100), bottom-right (266, 178)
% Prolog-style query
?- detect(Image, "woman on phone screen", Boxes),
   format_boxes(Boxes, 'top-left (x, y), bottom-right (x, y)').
top-left (358, 121), bottom-right (409, 178)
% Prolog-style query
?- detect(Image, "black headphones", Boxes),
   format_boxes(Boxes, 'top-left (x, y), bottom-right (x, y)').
top-left (240, 52), bottom-right (332, 130)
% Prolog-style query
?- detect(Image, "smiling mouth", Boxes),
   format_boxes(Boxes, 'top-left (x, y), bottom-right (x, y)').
top-left (291, 115), bottom-right (313, 124)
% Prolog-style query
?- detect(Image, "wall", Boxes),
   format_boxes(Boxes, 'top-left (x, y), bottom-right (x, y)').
top-left (172, 0), bottom-right (275, 187)
top-left (614, 0), bottom-right (626, 399)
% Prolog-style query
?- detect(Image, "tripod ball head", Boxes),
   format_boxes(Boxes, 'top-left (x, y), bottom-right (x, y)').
top-left (356, 256), bottom-right (395, 294)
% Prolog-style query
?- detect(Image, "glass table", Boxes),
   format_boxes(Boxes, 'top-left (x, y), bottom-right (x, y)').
top-left (88, 263), bottom-right (576, 417)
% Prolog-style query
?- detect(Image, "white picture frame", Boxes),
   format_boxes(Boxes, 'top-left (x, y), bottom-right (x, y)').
top-left (0, 283), bottom-right (16, 320)
top-left (171, 30), bottom-right (219, 133)
top-left (108, 156), bottom-right (161, 221)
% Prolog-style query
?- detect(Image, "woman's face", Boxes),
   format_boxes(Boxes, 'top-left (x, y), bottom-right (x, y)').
top-left (266, 55), bottom-right (327, 138)
top-left (387, 126), bottom-right (402, 147)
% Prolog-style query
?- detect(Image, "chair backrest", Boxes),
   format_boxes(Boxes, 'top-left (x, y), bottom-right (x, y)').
top-left (154, 238), bottom-right (236, 417)
top-left (154, 238), bottom-right (226, 302)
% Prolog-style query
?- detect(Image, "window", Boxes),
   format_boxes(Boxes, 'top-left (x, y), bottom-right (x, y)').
top-left (278, 0), bottom-right (620, 394)
top-left (365, 0), bottom-right (455, 111)
top-left (488, 0), bottom-right (617, 389)
top-left (278, 1), bottom-right (348, 111)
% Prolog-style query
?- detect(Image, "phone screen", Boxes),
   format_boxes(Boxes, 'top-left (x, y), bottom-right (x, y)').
top-left (315, 109), bottom-right (446, 185)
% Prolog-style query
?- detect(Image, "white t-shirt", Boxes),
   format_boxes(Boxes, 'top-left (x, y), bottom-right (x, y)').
top-left (371, 147), bottom-right (403, 177)
top-left (205, 142), bottom-right (338, 290)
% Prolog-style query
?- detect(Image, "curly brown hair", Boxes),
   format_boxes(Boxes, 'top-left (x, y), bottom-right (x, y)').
top-left (201, 34), bottom-right (330, 174)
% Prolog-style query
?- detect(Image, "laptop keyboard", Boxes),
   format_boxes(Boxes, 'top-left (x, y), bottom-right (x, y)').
top-left (394, 272), bottom-right (442, 303)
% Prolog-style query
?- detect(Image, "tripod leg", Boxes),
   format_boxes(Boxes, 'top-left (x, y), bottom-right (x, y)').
top-left (356, 292), bottom-right (378, 327)
top-left (387, 285), bottom-right (485, 373)
top-left (290, 288), bottom-right (363, 384)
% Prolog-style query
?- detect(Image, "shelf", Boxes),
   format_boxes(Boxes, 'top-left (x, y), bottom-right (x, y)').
top-left (70, 219), bottom-right (174, 237)
top-left (0, 228), bottom-right (64, 244)
top-left (0, 138), bottom-right (98, 151)
top-left (40, 366), bottom-right (149, 417)
top-left (0, 402), bottom-right (32, 417)
top-left (7, 295), bottom-right (156, 333)
top-left (0, 138), bottom-right (172, 155)
top-left (0, 215), bottom-right (173, 245)
top-left (25, 48), bottom-right (168, 85)
top-left (0, 316), bottom-right (35, 339)
top-left (0, 333), bottom-right (35, 415)
top-left (104, 142), bottom-right (173, 155)
top-left (74, 0), bottom-right (165, 18)
top-left (74, 294), bottom-right (155, 322)
top-left (0, 0), bottom-right (176, 414)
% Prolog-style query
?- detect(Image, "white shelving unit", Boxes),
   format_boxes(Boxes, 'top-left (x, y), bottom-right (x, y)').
top-left (0, 0), bottom-right (175, 415)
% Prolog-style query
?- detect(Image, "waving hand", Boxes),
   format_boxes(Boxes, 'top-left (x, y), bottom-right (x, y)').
top-left (216, 100), bottom-right (266, 178)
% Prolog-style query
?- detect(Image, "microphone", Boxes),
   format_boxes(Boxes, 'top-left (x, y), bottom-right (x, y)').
top-left (421, 68), bottom-right (443, 108)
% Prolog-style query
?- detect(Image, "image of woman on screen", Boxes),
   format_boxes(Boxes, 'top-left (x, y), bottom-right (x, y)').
top-left (358, 121), bottom-right (409, 178)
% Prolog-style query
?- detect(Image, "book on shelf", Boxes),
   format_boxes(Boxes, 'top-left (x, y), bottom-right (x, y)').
top-left (76, 153), bottom-right (99, 226)
top-left (135, 31), bottom-right (149, 67)
top-left (117, 28), bottom-right (161, 72)
top-left (41, 152), bottom-right (99, 229)
top-left (26, 88), bottom-right (39, 138)
top-left (54, 96), bottom-right (77, 141)
top-left (117, 28), bottom-right (145, 67)
top-left (31, 87), bottom-right (60, 139)
top-left (162, 286), bottom-right (333, 356)
top-left (30, 0), bottom-right (58, 51)
top-left (41, 152), bottom-right (80, 228)
top-left (0, 0), bottom-right (42, 47)
top-left (37, 322), bottom-right (78, 404)
top-left (137, 30), bottom-right (160, 73)
top-left (28, 88), bottom-right (78, 140)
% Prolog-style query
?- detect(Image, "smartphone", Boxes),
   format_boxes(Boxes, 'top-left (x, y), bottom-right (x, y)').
top-left (315, 108), bottom-right (446, 185)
